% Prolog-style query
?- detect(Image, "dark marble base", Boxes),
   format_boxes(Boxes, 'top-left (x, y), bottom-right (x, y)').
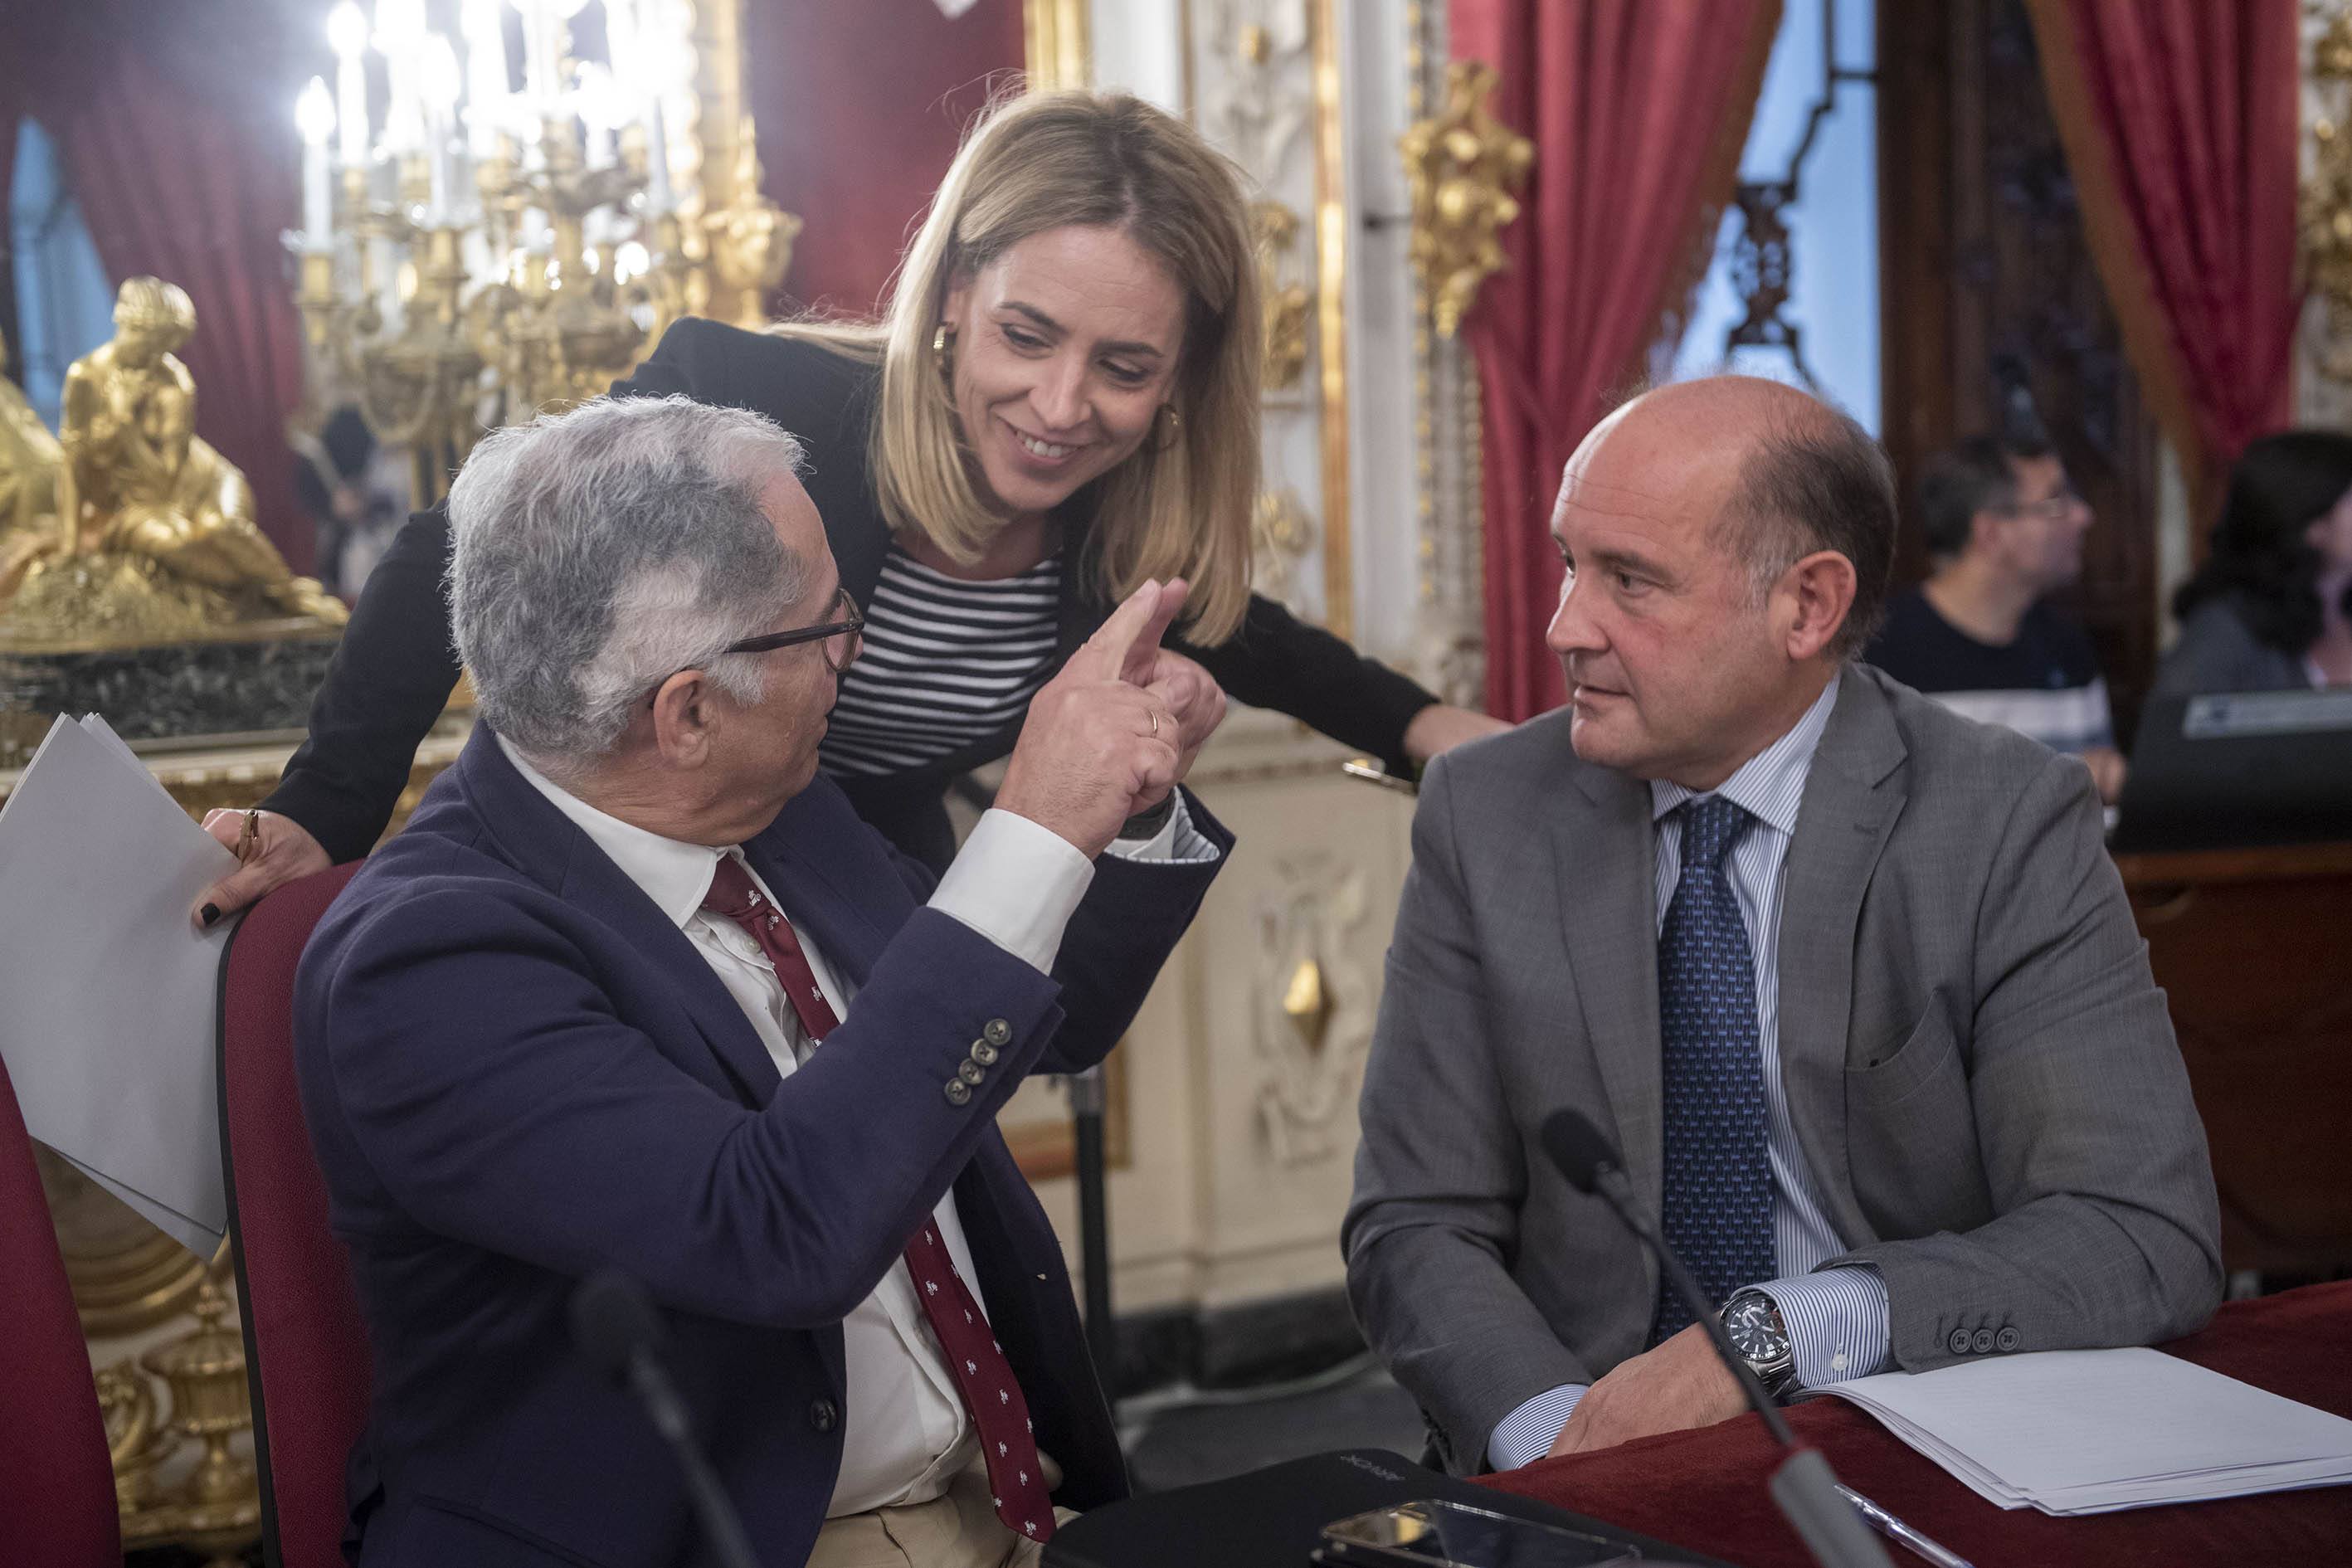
top-left (0, 630), bottom-right (342, 767)
top-left (1112, 1285), bottom-right (1366, 1399)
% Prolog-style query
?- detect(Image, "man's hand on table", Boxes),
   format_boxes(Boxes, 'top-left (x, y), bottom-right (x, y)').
top-left (1546, 1323), bottom-right (1749, 1458)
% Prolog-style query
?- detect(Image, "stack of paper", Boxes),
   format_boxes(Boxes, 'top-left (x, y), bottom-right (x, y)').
top-left (1825, 1346), bottom-right (2352, 1515)
top-left (0, 713), bottom-right (240, 1259)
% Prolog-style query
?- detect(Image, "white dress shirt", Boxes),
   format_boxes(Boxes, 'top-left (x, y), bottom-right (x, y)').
top-left (498, 737), bottom-right (1210, 1512)
top-left (1489, 674), bottom-right (1892, 1469)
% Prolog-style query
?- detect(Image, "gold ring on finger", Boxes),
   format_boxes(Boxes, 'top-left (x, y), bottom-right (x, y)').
top-left (1149, 709), bottom-right (1162, 738)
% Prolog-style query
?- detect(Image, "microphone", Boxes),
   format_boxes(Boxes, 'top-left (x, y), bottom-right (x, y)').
top-left (572, 1269), bottom-right (762, 1568)
top-left (1540, 1110), bottom-right (1892, 1568)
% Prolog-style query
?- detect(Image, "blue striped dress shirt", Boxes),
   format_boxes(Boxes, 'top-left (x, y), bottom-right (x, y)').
top-left (1489, 673), bottom-right (1892, 1470)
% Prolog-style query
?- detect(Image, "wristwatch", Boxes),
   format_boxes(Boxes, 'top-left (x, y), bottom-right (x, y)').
top-left (1721, 1288), bottom-right (1797, 1398)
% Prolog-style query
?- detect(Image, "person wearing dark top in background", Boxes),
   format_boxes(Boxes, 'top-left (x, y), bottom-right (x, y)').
top-left (289, 406), bottom-right (375, 598)
top-left (1865, 434), bottom-right (2126, 804)
top-left (2153, 430), bottom-right (2352, 697)
top-left (190, 90), bottom-right (1504, 923)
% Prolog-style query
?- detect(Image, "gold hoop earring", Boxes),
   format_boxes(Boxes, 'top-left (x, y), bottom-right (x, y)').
top-left (933, 324), bottom-right (952, 361)
top-left (1151, 402), bottom-right (1182, 453)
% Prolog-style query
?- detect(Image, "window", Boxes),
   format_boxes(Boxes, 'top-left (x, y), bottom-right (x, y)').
top-left (1669, 0), bottom-right (1879, 434)
top-left (8, 119), bottom-right (114, 431)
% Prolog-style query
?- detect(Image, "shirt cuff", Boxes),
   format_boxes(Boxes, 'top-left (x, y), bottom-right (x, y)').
top-left (1487, 1383), bottom-right (1587, 1472)
top-left (929, 808), bottom-right (1095, 975)
top-left (1760, 1264), bottom-right (1891, 1391)
top-left (1103, 790), bottom-right (1220, 864)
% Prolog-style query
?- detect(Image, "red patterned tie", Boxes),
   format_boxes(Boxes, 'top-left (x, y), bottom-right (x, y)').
top-left (701, 857), bottom-right (1057, 1542)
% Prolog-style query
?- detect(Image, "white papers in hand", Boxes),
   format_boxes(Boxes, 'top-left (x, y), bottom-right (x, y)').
top-left (0, 714), bottom-right (239, 1258)
top-left (1824, 1346), bottom-right (2352, 1515)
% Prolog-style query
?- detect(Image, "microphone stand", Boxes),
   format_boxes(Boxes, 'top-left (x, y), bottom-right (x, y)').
top-left (1555, 1122), bottom-right (1892, 1568)
top-left (573, 1272), bottom-right (762, 1568)
top-left (1624, 1189), bottom-right (1892, 1568)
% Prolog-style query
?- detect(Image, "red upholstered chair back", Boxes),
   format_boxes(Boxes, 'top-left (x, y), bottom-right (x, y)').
top-left (219, 860), bottom-right (369, 1568)
top-left (0, 1058), bottom-right (122, 1568)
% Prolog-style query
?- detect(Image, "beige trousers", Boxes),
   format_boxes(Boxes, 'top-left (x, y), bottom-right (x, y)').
top-left (804, 1457), bottom-right (1078, 1568)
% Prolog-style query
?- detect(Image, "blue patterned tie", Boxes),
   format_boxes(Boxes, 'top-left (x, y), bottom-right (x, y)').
top-left (1651, 796), bottom-right (1774, 1345)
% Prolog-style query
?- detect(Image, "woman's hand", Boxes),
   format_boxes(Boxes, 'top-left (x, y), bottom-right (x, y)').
top-left (192, 809), bottom-right (333, 928)
top-left (1403, 703), bottom-right (1510, 762)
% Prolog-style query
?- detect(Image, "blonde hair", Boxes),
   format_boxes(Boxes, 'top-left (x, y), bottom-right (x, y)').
top-left (772, 90), bottom-right (1259, 644)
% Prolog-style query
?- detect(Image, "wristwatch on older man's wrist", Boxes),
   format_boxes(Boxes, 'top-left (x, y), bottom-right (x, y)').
top-left (1721, 1288), bottom-right (1797, 1398)
top-left (1116, 793), bottom-right (1177, 841)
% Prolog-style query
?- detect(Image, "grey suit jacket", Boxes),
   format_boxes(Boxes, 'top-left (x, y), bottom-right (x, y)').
top-left (1343, 665), bottom-right (2223, 1474)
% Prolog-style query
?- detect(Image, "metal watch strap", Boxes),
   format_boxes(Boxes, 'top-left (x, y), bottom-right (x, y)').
top-left (1725, 1288), bottom-right (1798, 1397)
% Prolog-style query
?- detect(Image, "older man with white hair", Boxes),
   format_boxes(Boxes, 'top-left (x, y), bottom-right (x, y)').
top-left (295, 395), bottom-right (1230, 1568)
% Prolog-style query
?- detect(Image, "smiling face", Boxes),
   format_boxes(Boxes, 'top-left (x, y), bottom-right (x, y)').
top-left (1544, 382), bottom-right (1848, 791)
top-left (938, 225), bottom-right (1187, 523)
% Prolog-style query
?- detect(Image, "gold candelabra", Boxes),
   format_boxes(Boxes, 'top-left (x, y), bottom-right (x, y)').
top-left (297, 108), bottom-right (796, 506)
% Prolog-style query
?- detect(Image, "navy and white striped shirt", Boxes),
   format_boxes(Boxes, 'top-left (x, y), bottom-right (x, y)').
top-left (819, 545), bottom-right (1062, 779)
top-left (1489, 673), bottom-right (1892, 1470)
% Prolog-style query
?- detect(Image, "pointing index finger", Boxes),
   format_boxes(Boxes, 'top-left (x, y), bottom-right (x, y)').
top-left (1086, 578), bottom-right (1173, 680)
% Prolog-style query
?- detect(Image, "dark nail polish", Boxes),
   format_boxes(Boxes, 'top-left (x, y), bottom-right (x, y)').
top-left (199, 903), bottom-right (221, 928)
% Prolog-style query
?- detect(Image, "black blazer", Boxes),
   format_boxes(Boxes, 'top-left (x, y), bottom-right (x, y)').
top-left (265, 318), bottom-right (1440, 867)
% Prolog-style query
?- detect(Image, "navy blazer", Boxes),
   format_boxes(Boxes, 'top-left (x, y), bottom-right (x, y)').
top-left (295, 727), bottom-right (1229, 1566)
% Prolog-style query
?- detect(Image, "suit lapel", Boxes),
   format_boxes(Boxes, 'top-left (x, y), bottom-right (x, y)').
top-left (456, 730), bottom-right (785, 1108)
top-left (1775, 673), bottom-right (1908, 1247)
top-left (740, 785), bottom-right (913, 992)
top-left (1553, 762), bottom-right (1667, 1221)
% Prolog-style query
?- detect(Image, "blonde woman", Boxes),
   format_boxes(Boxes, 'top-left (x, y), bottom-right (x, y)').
top-left (197, 90), bottom-right (1501, 917)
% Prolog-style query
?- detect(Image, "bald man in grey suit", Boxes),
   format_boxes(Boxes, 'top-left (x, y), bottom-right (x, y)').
top-left (1344, 377), bottom-right (2221, 1477)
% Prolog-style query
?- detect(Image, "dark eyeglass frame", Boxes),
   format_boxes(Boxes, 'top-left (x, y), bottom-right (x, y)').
top-left (645, 589), bottom-right (864, 708)
top-left (1994, 488), bottom-right (2084, 522)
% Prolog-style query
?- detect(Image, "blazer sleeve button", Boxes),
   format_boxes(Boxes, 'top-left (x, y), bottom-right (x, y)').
top-left (1947, 1327), bottom-right (1973, 1356)
top-left (944, 1079), bottom-right (973, 1107)
top-left (1996, 1327), bottom-right (2021, 1352)
top-left (810, 1398), bottom-right (839, 1434)
top-left (957, 1059), bottom-right (986, 1086)
top-left (971, 1039), bottom-right (1001, 1065)
top-left (1970, 1328), bottom-right (1996, 1354)
top-left (983, 1018), bottom-right (1013, 1048)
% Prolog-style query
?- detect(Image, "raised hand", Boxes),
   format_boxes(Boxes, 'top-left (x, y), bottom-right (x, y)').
top-left (996, 581), bottom-right (1188, 858)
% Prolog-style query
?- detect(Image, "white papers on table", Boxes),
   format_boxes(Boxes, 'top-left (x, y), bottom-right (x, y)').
top-left (0, 714), bottom-right (238, 1258)
top-left (1824, 1346), bottom-right (2352, 1516)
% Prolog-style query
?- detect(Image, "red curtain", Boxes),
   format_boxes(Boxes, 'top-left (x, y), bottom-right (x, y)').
top-left (2025, 0), bottom-right (2301, 526)
top-left (0, 2), bottom-right (315, 572)
top-left (747, 0), bottom-right (1025, 317)
top-left (1451, 0), bottom-right (1781, 720)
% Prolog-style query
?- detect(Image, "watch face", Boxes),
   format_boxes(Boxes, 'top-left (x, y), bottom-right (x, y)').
top-left (1724, 1294), bottom-right (1788, 1366)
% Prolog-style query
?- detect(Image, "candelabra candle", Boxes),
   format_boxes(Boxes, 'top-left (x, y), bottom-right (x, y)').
top-left (375, 0), bottom-right (431, 159)
top-left (328, 2), bottom-right (370, 167)
top-left (462, 0), bottom-right (512, 159)
top-left (644, 100), bottom-right (673, 214)
top-left (297, 77), bottom-right (337, 249)
top-left (521, 0), bottom-right (562, 117)
top-left (421, 33), bottom-right (463, 223)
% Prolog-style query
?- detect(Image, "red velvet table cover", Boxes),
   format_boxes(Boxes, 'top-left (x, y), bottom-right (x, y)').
top-left (1477, 1281), bottom-right (2352, 1566)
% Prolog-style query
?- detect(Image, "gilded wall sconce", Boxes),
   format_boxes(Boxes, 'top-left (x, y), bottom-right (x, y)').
top-left (1398, 60), bottom-right (1534, 339)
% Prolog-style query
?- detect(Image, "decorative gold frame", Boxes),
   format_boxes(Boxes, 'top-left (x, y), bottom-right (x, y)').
top-left (1308, 0), bottom-right (1353, 640)
top-left (1026, 0), bottom-right (1093, 92)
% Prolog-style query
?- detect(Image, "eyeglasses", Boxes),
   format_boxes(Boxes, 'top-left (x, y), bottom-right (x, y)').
top-left (644, 588), bottom-right (864, 708)
top-left (716, 587), bottom-right (864, 671)
top-left (1996, 488), bottom-right (2084, 522)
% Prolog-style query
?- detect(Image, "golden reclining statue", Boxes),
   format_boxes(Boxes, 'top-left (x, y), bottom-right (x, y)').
top-left (1, 278), bottom-right (346, 641)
